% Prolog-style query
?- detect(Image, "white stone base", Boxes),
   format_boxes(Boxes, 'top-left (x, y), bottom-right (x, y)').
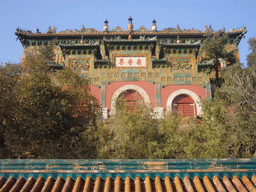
top-left (102, 108), bottom-right (109, 121)
top-left (153, 107), bottom-right (165, 119)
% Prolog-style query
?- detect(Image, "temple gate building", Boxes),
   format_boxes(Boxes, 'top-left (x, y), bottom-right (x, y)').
top-left (15, 18), bottom-right (246, 119)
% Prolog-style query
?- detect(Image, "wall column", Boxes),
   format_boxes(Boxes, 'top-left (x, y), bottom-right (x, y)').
top-left (154, 84), bottom-right (164, 119)
top-left (101, 85), bottom-right (108, 120)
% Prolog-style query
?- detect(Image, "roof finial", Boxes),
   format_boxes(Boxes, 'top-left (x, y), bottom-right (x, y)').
top-left (128, 16), bottom-right (133, 24)
top-left (103, 19), bottom-right (109, 32)
top-left (152, 19), bottom-right (157, 32)
top-left (127, 17), bottom-right (133, 32)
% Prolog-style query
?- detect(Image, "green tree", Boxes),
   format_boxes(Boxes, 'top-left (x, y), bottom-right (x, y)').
top-left (199, 61), bottom-right (256, 158)
top-left (0, 63), bottom-right (22, 158)
top-left (23, 39), bottom-right (56, 73)
top-left (3, 68), bottom-right (100, 158)
top-left (147, 112), bottom-right (185, 159)
top-left (1, 43), bottom-right (100, 158)
top-left (217, 63), bottom-right (256, 157)
top-left (97, 99), bottom-right (159, 159)
top-left (247, 37), bottom-right (256, 67)
top-left (200, 32), bottom-right (237, 87)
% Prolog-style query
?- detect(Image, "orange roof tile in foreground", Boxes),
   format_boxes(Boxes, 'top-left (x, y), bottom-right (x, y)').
top-left (1, 159), bottom-right (256, 192)
top-left (1, 174), bottom-right (256, 191)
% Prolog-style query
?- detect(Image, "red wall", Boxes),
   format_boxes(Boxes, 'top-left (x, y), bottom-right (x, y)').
top-left (88, 85), bottom-right (101, 105)
top-left (88, 83), bottom-right (208, 112)
top-left (105, 81), bottom-right (156, 109)
top-left (161, 85), bottom-right (207, 110)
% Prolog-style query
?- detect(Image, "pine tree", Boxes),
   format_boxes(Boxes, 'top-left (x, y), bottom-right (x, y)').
top-left (200, 32), bottom-right (237, 87)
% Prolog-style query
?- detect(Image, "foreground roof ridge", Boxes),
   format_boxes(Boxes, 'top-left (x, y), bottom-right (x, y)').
top-left (1, 159), bottom-right (256, 180)
top-left (1, 159), bottom-right (256, 191)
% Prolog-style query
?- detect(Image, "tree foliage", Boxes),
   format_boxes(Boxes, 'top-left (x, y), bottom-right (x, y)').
top-left (200, 32), bottom-right (237, 87)
top-left (0, 45), bottom-right (100, 158)
top-left (97, 99), bottom-right (229, 159)
top-left (97, 100), bottom-right (159, 159)
top-left (23, 41), bottom-right (55, 73)
top-left (247, 37), bottom-right (256, 67)
top-left (211, 63), bottom-right (256, 158)
top-left (0, 63), bottom-right (22, 158)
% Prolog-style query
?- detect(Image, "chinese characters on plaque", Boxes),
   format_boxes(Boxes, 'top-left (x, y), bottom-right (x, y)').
top-left (116, 57), bottom-right (146, 67)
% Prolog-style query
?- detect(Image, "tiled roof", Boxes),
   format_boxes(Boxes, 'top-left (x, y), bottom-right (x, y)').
top-left (1, 159), bottom-right (256, 192)
top-left (15, 28), bottom-right (247, 37)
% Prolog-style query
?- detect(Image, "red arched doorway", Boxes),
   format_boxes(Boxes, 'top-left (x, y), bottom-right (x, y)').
top-left (118, 89), bottom-right (144, 109)
top-left (122, 89), bottom-right (144, 105)
top-left (172, 94), bottom-right (196, 117)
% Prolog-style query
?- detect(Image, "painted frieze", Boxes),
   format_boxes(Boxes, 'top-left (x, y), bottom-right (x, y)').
top-left (171, 59), bottom-right (192, 71)
top-left (69, 59), bottom-right (90, 71)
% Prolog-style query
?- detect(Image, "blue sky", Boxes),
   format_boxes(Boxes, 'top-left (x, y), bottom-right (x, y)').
top-left (0, 0), bottom-right (255, 66)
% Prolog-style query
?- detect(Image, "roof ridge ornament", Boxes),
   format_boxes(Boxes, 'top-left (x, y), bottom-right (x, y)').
top-left (204, 24), bottom-right (213, 33)
top-left (127, 16), bottom-right (133, 32)
top-left (136, 25), bottom-right (150, 32)
top-left (111, 26), bottom-right (126, 32)
top-left (176, 24), bottom-right (180, 32)
top-left (81, 25), bottom-right (86, 32)
top-left (152, 19), bottom-right (157, 32)
top-left (48, 26), bottom-right (57, 33)
top-left (103, 19), bottom-right (109, 32)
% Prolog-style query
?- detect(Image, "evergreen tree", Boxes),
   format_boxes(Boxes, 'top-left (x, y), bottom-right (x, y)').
top-left (200, 32), bottom-right (237, 87)
top-left (247, 37), bottom-right (256, 67)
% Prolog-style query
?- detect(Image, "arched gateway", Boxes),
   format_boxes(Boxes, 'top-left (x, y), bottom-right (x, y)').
top-left (110, 85), bottom-right (150, 116)
top-left (166, 89), bottom-right (202, 116)
top-left (172, 94), bottom-right (196, 117)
